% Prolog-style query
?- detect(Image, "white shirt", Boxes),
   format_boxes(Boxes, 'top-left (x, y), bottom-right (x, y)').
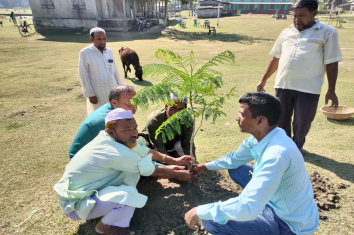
top-left (79, 45), bottom-right (122, 113)
top-left (271, 20), bottom-right (342, 94)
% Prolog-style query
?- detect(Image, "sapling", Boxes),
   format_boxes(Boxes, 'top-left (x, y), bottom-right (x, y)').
top-left (133, 49), bottom-right (235, 160)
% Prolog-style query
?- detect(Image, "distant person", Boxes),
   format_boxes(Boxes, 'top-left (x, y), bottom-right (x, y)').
top-left (79, 27), bottom-right (122, 116)
top-left (257, 0), bottom-right (342, 154)
top-left (140, 94), bottom-right (195, 158)
top-left (54, 108), bottom-right (194, 235)
top-left (10, 11), bottom-right (17, 26)
top-left (185, 92), bottom-right (319, 234)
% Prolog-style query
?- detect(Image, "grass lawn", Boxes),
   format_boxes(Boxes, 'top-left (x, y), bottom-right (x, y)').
top-left (0, 12), bottom-right (353, 234)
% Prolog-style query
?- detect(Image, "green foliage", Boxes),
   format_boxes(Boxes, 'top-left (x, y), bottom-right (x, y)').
top-left (133, 49), bottom-right (235, 157)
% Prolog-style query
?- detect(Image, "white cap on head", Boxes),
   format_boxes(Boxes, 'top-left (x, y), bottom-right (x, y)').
top-left (105, 108), bottom-right (134, 125)
top-left (170, 93), bottom-right (188, 103)
top-left (90, 27), bottom-right (106, 36)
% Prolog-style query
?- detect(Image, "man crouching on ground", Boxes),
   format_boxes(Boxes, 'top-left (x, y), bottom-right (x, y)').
top-left (54, 108), bottom-right (194, 234)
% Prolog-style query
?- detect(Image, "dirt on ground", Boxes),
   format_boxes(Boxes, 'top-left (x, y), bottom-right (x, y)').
top-left (310, 171), bottom-right (349, 220)
top-left (76, 169), bottom-right (348, 235)
top-left (129, 170), bottom-right (349, 235)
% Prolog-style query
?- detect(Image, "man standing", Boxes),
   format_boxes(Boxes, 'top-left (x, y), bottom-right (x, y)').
top-left (185, 93), bottom-right (319, 234)
top-left (55, 108), bottom-right (193, 234)
top-left (140, 94), bottom-right (194, 158)
top-left (257, 0), bottom-right (342, 154)
top-left (79, 27), bottom-right (122, 115)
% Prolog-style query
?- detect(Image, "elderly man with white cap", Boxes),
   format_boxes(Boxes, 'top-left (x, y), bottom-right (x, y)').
top-left (54, 108), bottom-right (194, 235)
top-left (79, 27), bottom-right (123, 116)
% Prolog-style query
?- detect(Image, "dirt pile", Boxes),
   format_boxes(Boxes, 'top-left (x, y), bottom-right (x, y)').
top-left (310, 171), bottom-right (348, 220)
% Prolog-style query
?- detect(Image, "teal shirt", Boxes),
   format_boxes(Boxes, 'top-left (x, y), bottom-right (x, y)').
top-left (197, 128), bottom-right (319, 235)
top-left (68, 102), bottom-right (113, 159)
top-left (54, 131), bottom-right (155, 220)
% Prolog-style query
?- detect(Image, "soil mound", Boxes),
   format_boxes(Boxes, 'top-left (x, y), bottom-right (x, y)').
top-left (310, 171), bottom-right (348, 220)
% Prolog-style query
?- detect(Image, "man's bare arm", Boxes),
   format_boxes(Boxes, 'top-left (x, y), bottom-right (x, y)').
top-left (325, 62), bottom-right (339, 108)
top-left (257, 57), bottom-right (279, 92)
top-left (151, 165), bottom-right (193, 182)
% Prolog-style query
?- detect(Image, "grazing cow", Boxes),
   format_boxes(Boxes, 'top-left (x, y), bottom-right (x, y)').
top-left (119, 46), bottom-right (143, 81)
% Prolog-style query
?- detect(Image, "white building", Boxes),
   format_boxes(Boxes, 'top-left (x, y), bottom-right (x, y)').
top-left (29, 0), bottom-right (161, 32)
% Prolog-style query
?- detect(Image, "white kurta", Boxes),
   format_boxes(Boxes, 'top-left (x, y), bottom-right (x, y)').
top-left (79, 44), bottom-right (123, 115)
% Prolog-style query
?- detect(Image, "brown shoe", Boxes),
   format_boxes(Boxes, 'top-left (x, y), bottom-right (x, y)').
top-left (95, 220), bottom-right (135, 235)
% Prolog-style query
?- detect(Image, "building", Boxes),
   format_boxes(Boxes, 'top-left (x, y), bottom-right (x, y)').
top-left (198, 0), bottom-right (293, 17)
top-left (29, 0), bottom-right (162, 32)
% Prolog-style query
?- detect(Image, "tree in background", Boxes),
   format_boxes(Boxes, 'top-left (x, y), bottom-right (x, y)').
top-left (133, 49), bottom-right (235, 160)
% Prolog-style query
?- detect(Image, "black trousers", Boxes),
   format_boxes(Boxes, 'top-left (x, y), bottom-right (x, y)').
top-left (275, 88), bottom-right (320, 149)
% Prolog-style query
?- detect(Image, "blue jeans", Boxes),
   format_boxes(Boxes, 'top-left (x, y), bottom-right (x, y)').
top-left (202, 165), bottom-right (295, 235)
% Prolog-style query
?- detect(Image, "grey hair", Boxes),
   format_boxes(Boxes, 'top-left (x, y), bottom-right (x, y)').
top-left (109, 84), bottom-right (136, 102)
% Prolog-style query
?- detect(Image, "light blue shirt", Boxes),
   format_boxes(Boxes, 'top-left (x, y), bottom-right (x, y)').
top-left (197, 128), bottom-right (319, 235)
top-left (54, 131), bottom-right (156, 220)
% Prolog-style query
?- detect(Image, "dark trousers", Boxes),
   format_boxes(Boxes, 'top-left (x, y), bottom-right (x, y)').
top-left (275, 88), bottom-right (320, 149)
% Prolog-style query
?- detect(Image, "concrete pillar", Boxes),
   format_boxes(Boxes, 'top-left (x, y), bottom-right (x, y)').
top-left (122, 0), bottom-right (126, 19)
top-left (102, 0), bottom-right (109, 18)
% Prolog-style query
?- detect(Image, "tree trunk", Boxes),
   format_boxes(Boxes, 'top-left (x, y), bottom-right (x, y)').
top-left (164, 0), bottom-right (168, 26)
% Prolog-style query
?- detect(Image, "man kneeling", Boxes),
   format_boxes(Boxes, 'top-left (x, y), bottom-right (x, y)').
top-left (54, 108), bottom-right (193, 234)
top-left (185, 92), bottom-right (319, 234)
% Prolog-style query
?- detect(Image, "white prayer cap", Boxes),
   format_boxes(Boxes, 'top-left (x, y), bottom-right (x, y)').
top-left (170, 93), bottom-right (188, 103)
top-left (105, 108), bottom-right (134, 125)
top-left (90, 27), bottom-right (106, 35)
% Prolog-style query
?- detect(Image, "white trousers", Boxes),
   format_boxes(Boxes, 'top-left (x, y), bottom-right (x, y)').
top-left (65, 194), bottom-right (135, 227)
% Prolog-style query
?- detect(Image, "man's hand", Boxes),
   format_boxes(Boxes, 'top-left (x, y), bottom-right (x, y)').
top-left (184, 207), bottom-right (199, 230)
top-left (89, 96), bottom-right (98, 104)
top-left (190, 164), bottom-right (207, 176)
top-left (152, 165), bottom-right (195, 182)
top-left (175, 169), bottom-right (194, 182)
top-left (256, 80), bottom-right (266, 92)
top-left (325, 90), bottom-right (339, 108)
top-left (174, 155), bottom-right (195, 168)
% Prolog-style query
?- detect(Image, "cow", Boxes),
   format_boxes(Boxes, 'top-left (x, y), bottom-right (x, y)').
top-left (118, 46), bottom-right (143, 81)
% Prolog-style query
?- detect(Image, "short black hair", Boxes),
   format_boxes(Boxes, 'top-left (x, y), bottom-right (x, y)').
top-left (109, 84), bottom-right (135, 102)
top-left (292, 0), bottom-right (318, 12)
top-left (239, 92), bottom-right (281, 126)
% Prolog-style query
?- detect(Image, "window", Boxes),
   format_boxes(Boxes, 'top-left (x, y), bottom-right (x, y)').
top-left (41, 0), bottom-right (54, 9)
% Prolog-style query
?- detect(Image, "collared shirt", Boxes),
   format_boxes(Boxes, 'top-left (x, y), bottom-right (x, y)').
top-left (271, 20), bottom-right (342, 94)
top-left (79, 45), bottom-right (122, 107)
top-left (197, 128), bottom-right (319, 235)
top-left (54, 131), bottom-right (155, 220)
top-left (68, 102), bottom-right (113, 159)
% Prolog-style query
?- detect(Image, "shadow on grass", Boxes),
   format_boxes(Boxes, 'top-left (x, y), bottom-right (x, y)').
top-left (35, 24), bottom-right (272, 44)
top-left (326, 117), bottom-right (354, 126)
top-left (162, 27), bottom-right (272, 44)
top-left (124, 77), bottom-right (153, 87)
top-left (304, 152), bottom-right (354, 183)
top-left (75, 218), bottom-right (100, 235)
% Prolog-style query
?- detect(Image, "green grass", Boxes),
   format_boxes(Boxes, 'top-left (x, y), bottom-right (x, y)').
top-left (0, 12), bottom-right (353, 234)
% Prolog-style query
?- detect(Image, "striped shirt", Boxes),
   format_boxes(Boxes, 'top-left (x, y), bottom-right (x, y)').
top-left (197, 128), bottom-right (319, 235)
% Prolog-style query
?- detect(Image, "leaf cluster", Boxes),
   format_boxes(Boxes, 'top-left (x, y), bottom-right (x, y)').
top-left (133, 49), bottom-right (235, 146)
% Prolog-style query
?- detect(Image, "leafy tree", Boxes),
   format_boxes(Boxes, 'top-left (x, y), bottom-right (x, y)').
top-left (133, 49), bottom-right (235, 160)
